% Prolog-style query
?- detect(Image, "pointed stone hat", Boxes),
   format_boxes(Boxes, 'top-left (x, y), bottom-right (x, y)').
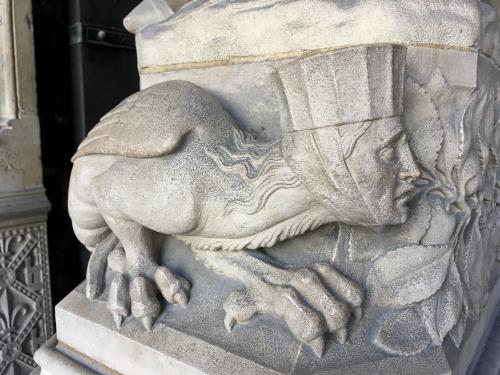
top-left (276, 45), bottom-right (406, 132)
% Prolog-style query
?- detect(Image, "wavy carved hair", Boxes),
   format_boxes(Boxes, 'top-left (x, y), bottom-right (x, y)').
top-left (206, 122), bottom-right (371, 217)
top-left (206, 129), bottom-right (301, 216)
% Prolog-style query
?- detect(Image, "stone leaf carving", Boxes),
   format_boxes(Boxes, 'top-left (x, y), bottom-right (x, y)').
top-left (425, 71), bottom-right (458, 191)
top-left (404, 69), bottom-right (500, 321)
top-left (433, 87), bottom-right (494, 206)
top-left (448, 312), bottom-right (467, 349)
top-left (366, 245), bottom-right (452, 306)
top-left (441, 88), bottom-right (497, 320)
top-left (421, 197), bottom-right (457, 245)
top-left (373, 258), bottom-right (463, 356)
top-left (348, 197), bottom-right (431, 262)
top-left (420, 258), bottom-right (463, 345)
top-left (403, 75), bottom-right (444, 177)
top-left (373, 307), bottom-right (431, 356)
top-left (458, 211), bottom-right (493, 319)
top-left (370, 69), bottom-right (499, 355)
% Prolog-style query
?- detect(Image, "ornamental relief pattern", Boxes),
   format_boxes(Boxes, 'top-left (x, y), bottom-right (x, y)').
top-left (0, 223), bottom-right (52, 375)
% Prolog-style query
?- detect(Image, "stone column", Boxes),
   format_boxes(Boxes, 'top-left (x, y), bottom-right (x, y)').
top-left (0, 0), bottom-right (17, 129)
top-left (0, 0), bottom-right (53, 374)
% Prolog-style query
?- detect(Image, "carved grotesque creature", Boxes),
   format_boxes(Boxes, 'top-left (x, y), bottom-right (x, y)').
top-left (68, 45), bottom-right (420, 357)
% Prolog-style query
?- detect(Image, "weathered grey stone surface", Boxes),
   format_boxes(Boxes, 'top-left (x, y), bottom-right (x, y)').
top-left (36, 0), bottom-right (500, 374)
top-left (137, 1), bottom-right (464, 66)
top-left (35, 266), bottom-right (500, 374)
top-left (130, 0), bottom-right (500, 74)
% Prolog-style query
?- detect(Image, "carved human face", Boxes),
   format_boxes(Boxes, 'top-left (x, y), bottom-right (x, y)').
top-left (344, 117), bottom-right (420, 225)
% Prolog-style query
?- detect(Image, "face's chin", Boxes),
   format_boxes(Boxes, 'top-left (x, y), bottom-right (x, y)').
top-left (377, 189), bottom-right (414, 225)
top-left (388, 205), bottom-right (409, 225)
top-left (369, 204), bottom-right (408, 226)
top-left (383, 180), bottom-right (417, 224)
top-left (368, 183), bottom-right (414, 226)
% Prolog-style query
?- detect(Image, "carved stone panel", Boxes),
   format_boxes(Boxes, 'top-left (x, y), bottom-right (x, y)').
top-left (0, 223), bottom-right (53, 375)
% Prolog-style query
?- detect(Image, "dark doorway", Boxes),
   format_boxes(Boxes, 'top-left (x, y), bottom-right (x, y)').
top-left (32, 0), bottom-right (141, 306)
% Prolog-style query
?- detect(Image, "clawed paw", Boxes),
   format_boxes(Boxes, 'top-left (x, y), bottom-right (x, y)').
top-left (222, 263), bottom-right (363, 358)
top-left (87, 246), bottom-right (191, 331)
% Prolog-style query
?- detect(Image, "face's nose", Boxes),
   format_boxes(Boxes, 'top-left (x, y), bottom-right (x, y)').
top-left (398, 140), bottom-right (421, 182)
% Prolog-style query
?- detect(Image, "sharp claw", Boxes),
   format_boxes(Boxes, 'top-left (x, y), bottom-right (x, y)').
top-left (107, 273), bottom-right (131, 323)
top-left (113, 313), bottom-right (124, 329)
top-left (142, 316), bottom-right (155, 331)
top-left (154, 267), bottom-right (191, 304)
top-left (224, 314), bottom-right (236, 332)
top-left (179, 278), bottom-right (191, 291)
top-left (353, 306), bottom-right (362, 320)
top-left (86, 282), bottom-right (99, 300)
top-left (130, 276), bottom-right (161, 321)
top-left (309, 336), bottom-right (325, 358)
top-left (173, 291), bottom-right (189, 307)
top-left (334, 328), bottom-right (348, 344)
top-left (107, 248), bottom-right (127, 274)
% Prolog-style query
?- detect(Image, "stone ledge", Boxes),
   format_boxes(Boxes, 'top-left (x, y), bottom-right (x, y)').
top-left (55, 286), bottom-right (281, 375)
top-left (33, 336), bottom-right (100, 375)
top-left (42, 274), bottom-right (499, 375)
top-left (136, 0), bottom-right (486, 69)
top-left (0, 187), bottom-right (50, 224)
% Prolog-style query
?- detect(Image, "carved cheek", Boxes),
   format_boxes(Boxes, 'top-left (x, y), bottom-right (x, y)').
top-left (350, 153), bottom-right (386, 193)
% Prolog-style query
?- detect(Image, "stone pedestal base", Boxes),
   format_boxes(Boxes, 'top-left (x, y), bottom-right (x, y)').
top-left (34, 279), bottom-right (500, 375)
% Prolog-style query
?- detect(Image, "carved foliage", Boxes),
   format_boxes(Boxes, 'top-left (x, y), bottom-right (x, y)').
top-left (366, 245), bottom-right (451, 307)
top-left (373, 308), bottom-right (431, 356)
top-left (361, 70), bottom-right (499, 356)
top-left (420, 258), bottom-right (463, 345)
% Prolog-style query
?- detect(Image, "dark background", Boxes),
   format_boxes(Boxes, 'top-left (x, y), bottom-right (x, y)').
top-left (32, 0), bottom-right (141, 305)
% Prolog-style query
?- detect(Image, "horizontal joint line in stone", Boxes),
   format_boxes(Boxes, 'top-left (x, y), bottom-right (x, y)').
top-left (140, 43), bottom-right (474, 74)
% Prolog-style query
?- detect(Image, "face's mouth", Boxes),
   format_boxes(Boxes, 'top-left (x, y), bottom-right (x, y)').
top-left (394, 183), bottom-right (416, 204)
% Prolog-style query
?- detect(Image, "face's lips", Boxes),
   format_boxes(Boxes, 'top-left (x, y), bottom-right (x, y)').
top-left (395, 184), bottom-right (416, 203)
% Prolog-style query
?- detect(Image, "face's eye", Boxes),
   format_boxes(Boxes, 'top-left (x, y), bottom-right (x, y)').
top-left (378, 143), bottom-right (397, 164)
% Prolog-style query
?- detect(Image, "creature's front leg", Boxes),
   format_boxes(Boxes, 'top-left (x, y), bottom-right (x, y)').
top-left (194, 249), bottom-right (363, 358)
top-left (86, 215), bottom-right (191, 330)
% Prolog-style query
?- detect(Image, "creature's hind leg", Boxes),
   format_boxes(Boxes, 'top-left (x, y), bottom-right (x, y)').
top-left (101, 215), bottom-right (191, 330)
top-left (86, 233), bottom-right (119, 299)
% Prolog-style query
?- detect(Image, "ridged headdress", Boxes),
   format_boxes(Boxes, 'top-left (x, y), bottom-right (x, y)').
top-left (277, 45), bottom-right (406, 132)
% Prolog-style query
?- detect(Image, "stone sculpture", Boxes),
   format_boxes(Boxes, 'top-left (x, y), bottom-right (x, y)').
top-left (55, 0), bottom-right (500, 373)
top-left (68, 44), bottom-right (420, 357)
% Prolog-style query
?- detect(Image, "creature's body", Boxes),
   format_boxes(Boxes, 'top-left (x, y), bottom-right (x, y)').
top-left (68, 46), bottom-right (420, 358)
top-left (70, 81), bottom-right (331, 253)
